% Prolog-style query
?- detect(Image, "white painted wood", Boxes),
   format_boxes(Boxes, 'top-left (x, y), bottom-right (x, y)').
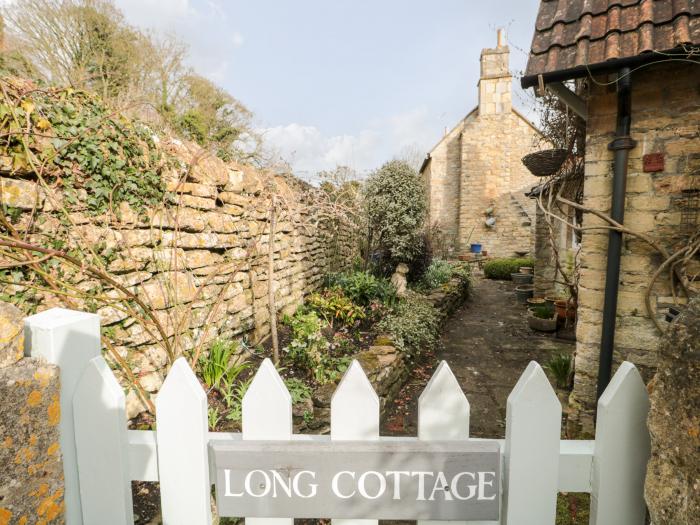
top-left (128, 430), bottom-right (159, 482)
top-left (332, 360), bottom-right (379, 525)
top-left (418, 361), bottom-right (469, 440)
top-left (156, 357), bottom-right (212, 525)
top-left (558, 440), bottom-right (594, 493)
top-left (243, 358), bottom-right (293, 525)
top-left (24, 307), bottom-right (101, 525)
top-left (590, 362), bottom-right (650, 525)
top-left (503, 361), bottom-right (561, 525)
top-left (418, 361), bottom-right (472, 525)
top-left (331, 360), bottom-right (379, 440)
top-left (73, 356), bottom-right (133, 524)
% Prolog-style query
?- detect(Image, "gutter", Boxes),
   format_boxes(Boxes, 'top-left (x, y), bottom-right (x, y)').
top-left (520, 48), bottom-right (693, 89)
top-left (596, 67), bottom-right (637, 401)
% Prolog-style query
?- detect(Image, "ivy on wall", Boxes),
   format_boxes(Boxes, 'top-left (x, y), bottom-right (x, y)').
top-left (0, 77), bottom-right (167, 214)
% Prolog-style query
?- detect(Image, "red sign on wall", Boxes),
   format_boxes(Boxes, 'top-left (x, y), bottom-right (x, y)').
top-left (643, 153), bottom-right (664, 173)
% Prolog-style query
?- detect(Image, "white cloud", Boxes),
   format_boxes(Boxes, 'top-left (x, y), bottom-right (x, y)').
top-left (259, 106), bottom-right (438, 178)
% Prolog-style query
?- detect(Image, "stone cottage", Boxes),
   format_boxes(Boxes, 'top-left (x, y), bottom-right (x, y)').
top-left (522, 0), bottom-right (700, 433)
top-left (420, 30), bottom-right (543, 258)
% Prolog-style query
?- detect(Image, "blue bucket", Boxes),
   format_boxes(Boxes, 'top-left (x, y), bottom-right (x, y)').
top-left (470, 243), bottom-right (482, 254)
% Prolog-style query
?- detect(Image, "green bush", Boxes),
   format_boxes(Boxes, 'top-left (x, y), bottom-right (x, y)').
top-left (281, 311), bottom-right (329, 369)
top-left (325, 271), bottom-right (396, 306)
top-left (306, 289), bottom-right (366, 327)
top-left (483, 257), bottom-right (535, 280)
top-left (531, 304), bottom-right (555, 320)
top-left (377, 292), bottom-right (440, 358)
top-left (364, 160), bottom-right (427, 268)
top-left (198, 339), bottom-right (246, 390)
top-left (419, 259), bottom-right (454, 289)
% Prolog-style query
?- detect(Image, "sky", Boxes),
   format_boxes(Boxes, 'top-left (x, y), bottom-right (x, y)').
top-left (114, 0), bottom-right (542, 179)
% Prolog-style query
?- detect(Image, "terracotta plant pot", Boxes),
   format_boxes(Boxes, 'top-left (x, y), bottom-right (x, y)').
top-left (515, 285), bottom-right (534, 304)
top-left (511, 273), bottom-right (533, 285)
top-left (528, 312), bottom-right (557, 332)
top-left (527, 297), bottom-right (546, 306)
top-left (519, 266), bottom-right (533, 274)
top-left (555, 299), bottom-right (577, 320)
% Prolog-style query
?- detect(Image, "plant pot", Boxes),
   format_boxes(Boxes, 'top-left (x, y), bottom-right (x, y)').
top-left (511, 273), bottom-right (533, 285)
top-left (470, 243), bottom-right (482, 254)
top-left (545, 296), bottom-right (562, 307)
top-left (519, 266), bottom-right (533, 274)
top-left (528, 313), bottom-right (557, 332)
top-left (527, 297), bottom-right (546, 306)
top-left (481, 250), bottom-right (488, 257)
top-left (521, 148), bottom-right (568, 177)
top-left (555, 299), bottom-right (577, 320)
top-left (515, 285), bottom-right (534, 304)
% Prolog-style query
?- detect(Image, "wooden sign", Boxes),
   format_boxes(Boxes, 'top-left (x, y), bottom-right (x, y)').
top-left (211, 440), bottom-right (500, 520)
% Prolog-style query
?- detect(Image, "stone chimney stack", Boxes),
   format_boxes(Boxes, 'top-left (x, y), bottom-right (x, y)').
top-left (478, 29), bottom-right (512, 116)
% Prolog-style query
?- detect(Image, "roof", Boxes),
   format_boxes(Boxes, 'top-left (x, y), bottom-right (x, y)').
top-left (522, 0), bottom-right (700, 87)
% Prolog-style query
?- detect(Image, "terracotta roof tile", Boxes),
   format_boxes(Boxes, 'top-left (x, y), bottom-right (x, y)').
top-left (524, 0), bottom-right (700, 82)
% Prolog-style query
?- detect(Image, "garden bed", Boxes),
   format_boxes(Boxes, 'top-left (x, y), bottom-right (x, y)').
top-left (179, 263), bottom-right (472, 436)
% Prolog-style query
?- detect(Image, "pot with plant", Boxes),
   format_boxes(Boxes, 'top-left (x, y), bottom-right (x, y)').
top-left (527, 304), bottom-right (557, 332)
top-left (527, 297), bottom-right (546, 307)
top-left (519, 266), bottom-right (533, 274)
top-left (554, 298), bottom-right (577, 320)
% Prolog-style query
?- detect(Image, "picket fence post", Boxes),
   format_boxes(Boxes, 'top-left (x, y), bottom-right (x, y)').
top-left (242, 358), bottom-right (293, 525)
top-left (503, 361), bottom-right (561, 525)
top-left (590, 362), bottom-right (650, 525)
top-left (418, 361), bottom-right (472, 525)
top-left (331, 360), bottom-right (379, 525)
top-left (156, 357), bottom-right (212, 525)
top-left (24, 307), bottom-right (101, 525)
top-left (73, 356), bottom-right (133, 524)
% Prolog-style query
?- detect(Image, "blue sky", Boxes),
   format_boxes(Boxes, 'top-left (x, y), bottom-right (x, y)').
top-left (115, 0), bottom-right (542, 177)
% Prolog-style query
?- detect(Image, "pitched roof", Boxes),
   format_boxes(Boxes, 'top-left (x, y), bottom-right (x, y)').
top-left (522, 0), bottom-right (700, 87)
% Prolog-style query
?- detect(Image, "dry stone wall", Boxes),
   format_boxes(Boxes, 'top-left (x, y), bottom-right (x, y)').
top-left (1, 138), bottom-right (360, 417)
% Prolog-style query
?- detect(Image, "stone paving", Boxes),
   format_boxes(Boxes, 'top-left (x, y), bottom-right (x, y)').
top-left (383, 275), bottom-right (575, 439)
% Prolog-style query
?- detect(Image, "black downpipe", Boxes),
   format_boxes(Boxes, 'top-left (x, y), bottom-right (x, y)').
top-left (596, 67), bottom-right (637, 401)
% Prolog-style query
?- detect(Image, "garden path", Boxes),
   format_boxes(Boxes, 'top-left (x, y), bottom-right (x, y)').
top-left (383, 274), bottom-right (575, 439)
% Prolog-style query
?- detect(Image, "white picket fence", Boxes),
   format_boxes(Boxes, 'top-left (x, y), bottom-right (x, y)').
top-left (23, 307), bottom-right (651, 525)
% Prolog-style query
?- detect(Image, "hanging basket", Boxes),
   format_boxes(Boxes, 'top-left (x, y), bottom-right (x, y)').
top-left (522, 148), bottom-right (568, 177)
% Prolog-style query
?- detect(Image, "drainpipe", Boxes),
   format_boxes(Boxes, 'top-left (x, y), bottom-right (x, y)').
top-left (596, 67), bottom-right (637, 400)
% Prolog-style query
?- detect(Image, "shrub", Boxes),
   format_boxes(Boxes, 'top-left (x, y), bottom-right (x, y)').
top-left (281, 311), bottom-right (329, 369)
top-left (483, 257), bottom-right (535, 280)
top-left (364, 160), bottom-right (427, 269)
top-left (306, 289), bottom-right (366, 327)
top-left (546, 354), bottom-right (573, 389)
top-left (531, 304), bottom-right (555, 320)
top-left (419, 259), bottom-right (454, 289)
top-left (281, 310), bottom-right (350, 385)
top-left (377, 292), bottom-right (440, 358)
top-left (326, 271), bottom-right (396, 306)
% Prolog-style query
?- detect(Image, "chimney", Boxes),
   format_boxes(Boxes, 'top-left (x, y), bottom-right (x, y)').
top-left (478, 29), bottom-right (512, 116)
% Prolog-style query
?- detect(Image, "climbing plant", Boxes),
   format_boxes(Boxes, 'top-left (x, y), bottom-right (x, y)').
top-left (0, 77), bottom-right (167, 214)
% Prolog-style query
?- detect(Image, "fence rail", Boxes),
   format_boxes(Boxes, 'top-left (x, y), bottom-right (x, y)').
top-left (24, 308), bottom-right (651, 525)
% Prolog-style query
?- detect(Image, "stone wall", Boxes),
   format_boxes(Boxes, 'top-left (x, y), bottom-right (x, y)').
top-left (0, 303), bottom-right (64, 524)
top-left (569, 62), bottom-right (700, 433)
top-left (645, 297), bottom-right (699, 525)
top-left (1, 139), bottom-right (360, 417)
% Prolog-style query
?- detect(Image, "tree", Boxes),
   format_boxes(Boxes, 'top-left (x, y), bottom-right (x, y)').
top-left (364, 160), bottom-right (427, 271)
top-left (171, 74), bottom-right (259, 161)
top-left (2, 0), bottom-right (156, 102)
